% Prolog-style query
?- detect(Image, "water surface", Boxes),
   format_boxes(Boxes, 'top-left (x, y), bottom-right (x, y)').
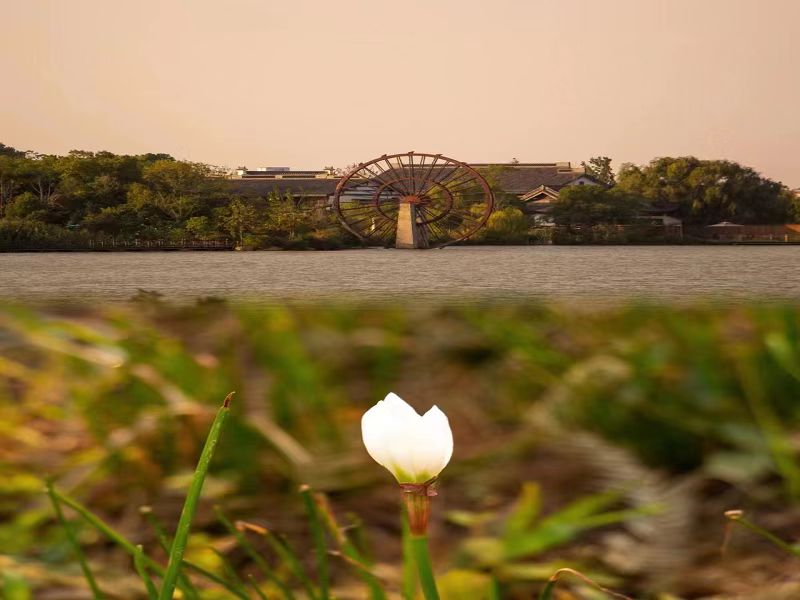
top-left (1, 246), bottom-right (798, 304)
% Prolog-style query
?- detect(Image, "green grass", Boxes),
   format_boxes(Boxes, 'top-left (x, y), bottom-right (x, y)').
top-left (1, 300), bottom-right (799, 598)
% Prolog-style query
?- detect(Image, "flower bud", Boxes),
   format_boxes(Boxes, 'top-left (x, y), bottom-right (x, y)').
top-left (361, 393), bottom-right (453, 484)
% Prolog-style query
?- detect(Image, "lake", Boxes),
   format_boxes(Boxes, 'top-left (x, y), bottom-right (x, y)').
top-left (1, 246), bottom-right (799, 304)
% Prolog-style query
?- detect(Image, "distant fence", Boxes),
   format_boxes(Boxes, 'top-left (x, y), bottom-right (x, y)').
top-left (687, 224), bottom-right (800, 243)
top-left (1, 238), bottom-right (236, 252)
top-left (86, 239), bottom-right (235, 250)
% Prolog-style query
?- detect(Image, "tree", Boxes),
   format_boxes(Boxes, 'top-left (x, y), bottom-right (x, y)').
top-left (20, 155), bottom-right (61, 206)
top-left (184, 216), bottom-right (213, 239)
top-left (127, 160), bottom-right (224, 225)
top-left (581, 156), bottom-right (615, 186)
top-left (552, 185), bottom-right (641, 231)
top-left (480, 207), bottom-right (529, 243)
top-left (0, 155), bottom-right (22, 217)
top-left (217, 197), bottom-right (260, 246)
top-left (616, 157), bottom-right (793, 225)
top-left (477, 164), bottom-right (520, 209)
top-left (5, 192), bottom-right (46, 221)
top-left (82, 204), bottom-right (141, 236)
top-left (791, 192), bottom-right (800, 222)
top-left (263, 189), bottom-right (313, 240)
top-left (0, 143), bottom-right (25, 157)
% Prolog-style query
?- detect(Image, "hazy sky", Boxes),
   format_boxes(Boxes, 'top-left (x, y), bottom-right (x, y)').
top-left (2, 0), bottom-right (798, 185)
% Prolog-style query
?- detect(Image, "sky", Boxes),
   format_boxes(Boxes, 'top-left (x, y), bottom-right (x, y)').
top-left (1, 0), bottom-right (799, 186)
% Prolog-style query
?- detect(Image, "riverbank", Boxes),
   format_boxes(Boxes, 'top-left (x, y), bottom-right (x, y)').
top-left (5, 240), bottom-right (800, 252)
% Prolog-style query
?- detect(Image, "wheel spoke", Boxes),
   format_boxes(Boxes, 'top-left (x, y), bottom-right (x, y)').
top-left (364, 217), bottom-right (396, 241)
top-left (380, 157), bottom-right (412, 196)
top-left (359, 163), bottom-right (407, 197)
top-left (335, 153), bottom-right (493, 247)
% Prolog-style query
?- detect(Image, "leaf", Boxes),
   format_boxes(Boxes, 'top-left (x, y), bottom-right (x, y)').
top-left (705, 450), bottom-right (774, 483)
top-left (503, 482), bottom-right (542, 538)
top-left (46, 480), bottom-right (104, 600)
top-left (435, 569), bottom-right (494, 600)
top-left (300, 485), bottom-right (330, 600)
top-left (2, 572), bottom-right (32, 600)
top-left (157, 392), bottom-right (233, 600)
top-left (445, 510), bottom-right (497, 529)
top-left (460, 537), bottom-right (506, 567)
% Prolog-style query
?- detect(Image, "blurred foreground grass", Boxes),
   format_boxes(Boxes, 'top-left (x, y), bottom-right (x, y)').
top-left (1, 299), bottom-right (799, 599)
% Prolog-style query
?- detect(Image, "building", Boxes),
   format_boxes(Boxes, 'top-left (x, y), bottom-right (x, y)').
top-left (226, 161), bottom-right (600, 210)
top-left (501, 162), bottom-right (600, 222)
top-left (228, 166), bottom-right (339, 203)
top-left (233, 166), bottom-right (337, 179)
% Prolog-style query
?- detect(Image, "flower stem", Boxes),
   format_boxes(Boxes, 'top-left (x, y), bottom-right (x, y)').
top-left (409, 534), bottom-right (440, 600)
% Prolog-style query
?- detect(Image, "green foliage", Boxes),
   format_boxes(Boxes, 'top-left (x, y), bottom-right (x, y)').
top-left (158, 394), bottom-right (232, 600)
top-left (476, 165), bottom-right (520, 210)
top-left (0, 217), bottom-right (94, 249)
top-left (1, 572), bottom-right (32, 600)
top-left (479, 207), bottom-right (529, 244)
top-left (553, 185), bottom-right (641, 228)
top-left (128, 160), bottom-right (224, 225)
top-left (5, 192), bottom-right (46, 220)
top-left (2, 301), bottom-right (800, 598)
top-left (217, 197), bottom-right (261, 247)
top-left (451, 483), bottom-right (651, 586)
top-left (2, 145), bottom-right (798, 248)
top-left (0, 142), bottom-right (26, 157)
top-left (82, 204), bottom-right (141, 235)
top-left (0, 144), bottom-right (368, 249)
top-left (581, 156), bottom-right (615, 186)
top-left (617, 156), bottom-right (795, 225)
top-left (46, 481), bottom-right (104, 599)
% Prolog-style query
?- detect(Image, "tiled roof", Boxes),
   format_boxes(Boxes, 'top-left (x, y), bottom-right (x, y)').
top-left (491, 166), bottom-right (591, 194)
top-left (226, 178), bottom-right (339, 197)
top-left (224, 164), bottom-right (593, 197)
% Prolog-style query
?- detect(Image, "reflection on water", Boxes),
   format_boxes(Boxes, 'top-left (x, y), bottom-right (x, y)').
top-left (1, 246), bottom-right (799, 304)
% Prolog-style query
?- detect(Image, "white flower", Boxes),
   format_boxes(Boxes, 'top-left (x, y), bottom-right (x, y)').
top-left (361, 392), bottom-right (453, 484)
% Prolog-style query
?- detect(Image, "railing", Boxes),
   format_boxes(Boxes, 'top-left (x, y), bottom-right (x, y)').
top-left (0, 238), bottom-right (236, 251)
top-left (86, 239), bottom-right (235, 250)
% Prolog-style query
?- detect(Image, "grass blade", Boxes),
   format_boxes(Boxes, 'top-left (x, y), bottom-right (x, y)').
top-left (538, 579), bottom-right (555, 600)
top-left (247, 574), bottom-right (270, 600)
top-left (300, 485), bottom-right (330, 600)
top-left (489, 577), bottom-right (502, 600)
top-left (182, 560), bottom-right (248, 599)
top-left (211, 548), bottom-right (249, 597)
top-left (53, 480), bottom-right (219, 600)
top-left (238, 521), bottom-right (318, 600)
top-left (538, 568), bottom-right (632, 600)
top-left (735, 358), bottom-right (800, 500)
top-left (315, 493), bottom-right (387, 600)
top-left (134, 545), bottom-right (159, 600)
top-left (46, 480), bottom-right (105, 600)
top-left (158, 392), bottom-right (234, 600)
top-left (724, 510), bottom-right (800, 557)
top-left (139, 507), bottom-right (200, 600)
top-left (216, 508), bottom-right (295, 600)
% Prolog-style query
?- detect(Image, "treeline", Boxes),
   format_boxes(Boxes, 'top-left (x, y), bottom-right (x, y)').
top-left (557, 157), bottom-right (798, 225)
top-left (1, 143), bottom-right (797, 249)
top-left (0, 143), bottom-right (357, 250)
top-left (479, 156), bottom-right (800, 244)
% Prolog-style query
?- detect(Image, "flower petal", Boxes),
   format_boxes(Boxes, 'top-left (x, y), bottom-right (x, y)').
top-left (420, 405), bottom-right (453, 476)
top-left (361, 393), bottom-right (453, 483)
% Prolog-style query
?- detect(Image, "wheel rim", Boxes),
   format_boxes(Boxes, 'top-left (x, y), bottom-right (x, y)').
top-left (334, 152), bottom-right (494, 248)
